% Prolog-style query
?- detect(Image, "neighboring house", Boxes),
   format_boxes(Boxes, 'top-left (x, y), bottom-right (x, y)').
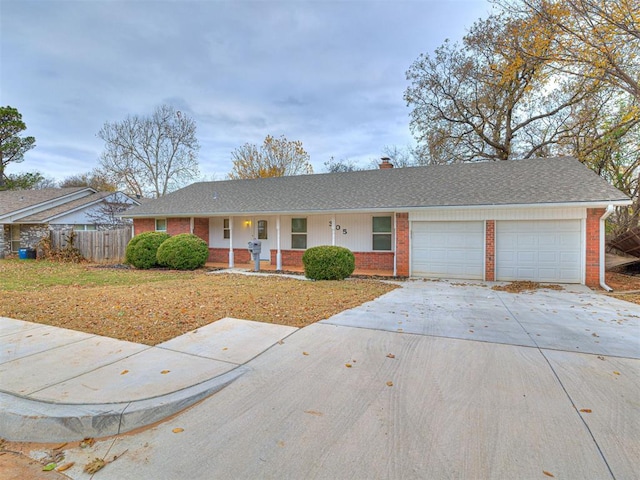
top-left (0, 187), bottom-right (140, 257)
top-left (123, 157), bottom-right (631, 287)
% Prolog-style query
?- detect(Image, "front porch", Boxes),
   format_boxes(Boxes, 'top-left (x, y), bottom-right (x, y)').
top-left (204, 261), bottom-right (396, 278)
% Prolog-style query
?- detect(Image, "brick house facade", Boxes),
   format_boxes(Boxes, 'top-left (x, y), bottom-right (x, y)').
top-left (126, 158), bottom-right (630, 287)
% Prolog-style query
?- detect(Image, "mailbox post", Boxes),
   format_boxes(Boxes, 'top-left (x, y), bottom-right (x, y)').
top-left (247, 239), bottom-right (262, 272)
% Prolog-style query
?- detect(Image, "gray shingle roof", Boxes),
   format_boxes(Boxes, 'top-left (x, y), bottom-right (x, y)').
top-left (17, 191), bottom-right (113, 222)
top-left (0, 187), bottom-right (90, 217)
top-left (124, 157), bottom-right (630, 217)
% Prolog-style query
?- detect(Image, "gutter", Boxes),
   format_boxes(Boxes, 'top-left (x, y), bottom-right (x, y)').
top-left (600, 205), bottom-right (615, 292)
top-left (120, 199), bottom-right (633, 220)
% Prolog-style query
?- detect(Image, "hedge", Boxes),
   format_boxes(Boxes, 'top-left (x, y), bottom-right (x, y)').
top-left (302, 245), bottom-right (355, 280)
top-left (156, 233), bottom-right (209, 270)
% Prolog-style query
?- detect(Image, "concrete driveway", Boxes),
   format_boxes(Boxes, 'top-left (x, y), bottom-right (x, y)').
top-left (43, 280), bottom-right (640, 479)
top-left (324, 280), bottom-right (640, 358)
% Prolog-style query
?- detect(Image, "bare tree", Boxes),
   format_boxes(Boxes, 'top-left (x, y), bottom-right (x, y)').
top-left (228, 135), bottom-right (313, 179)
top-left (85, 193), bottom-right (137, 229)
top-left (60, 169), bottom-right (117, 191)
top-left (98, 104), bottom-right (200, 198)
top-left (405, 14), bottom-right (595, 164)
top-left (324, 157), bottom-right (363, 173)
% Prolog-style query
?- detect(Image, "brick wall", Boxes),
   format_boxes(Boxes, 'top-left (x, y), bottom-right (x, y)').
top-left (133, 218), bottom-right (155, 234)
top-left (274, 249), bottom-right (305, 267)
top-left (395, 213), bottom-right (409, 276)
top-left (269, 249), bottom-right (394, 271)
top-left (167, 218), bottom-right (190, 236)
top-left (585, 208), bottom-right (604, 287)
top-left (193, 218), bottom-right (209, 245)
top-left (209, 247), bottom-right (251, 264)
top-left (353, 251), bottom-right (394, 271)
top-left (485, 220), bottom-right (495, 281)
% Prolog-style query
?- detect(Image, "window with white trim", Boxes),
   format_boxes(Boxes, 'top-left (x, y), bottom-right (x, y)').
top-left (223, 218), bottom-right (230, 239)
top-left (291, 218), bottom-right (307, 249)
top-left (258, 220), bottom-right (268, 240)
top-left (73, 224), bottom-right (97, 231)
top-left (372, 216), bottom-right (392, 250)
top-left (155, 218), bottom-right (167, 232)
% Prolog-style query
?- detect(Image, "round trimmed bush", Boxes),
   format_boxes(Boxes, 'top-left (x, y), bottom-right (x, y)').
top-left (156, 233), bottom-right (209, 270)
top-left (125, 231), bottom-right (170, 269)
top-left (302, 245), bottom-right (355, 280)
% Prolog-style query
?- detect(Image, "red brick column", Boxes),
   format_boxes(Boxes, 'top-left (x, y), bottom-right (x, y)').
top-left (133, 218), bottom-right (155, 235)
top-left (485, 220), bottom-right (495, 281)
top-left (167, 218), bottom-right (190, 236)
top-left (193, 218), bottom-right (209, 245)
top-left (395, 213), bottom-right (409, 277)
top-left (585, 208), bottom-right (605, 287)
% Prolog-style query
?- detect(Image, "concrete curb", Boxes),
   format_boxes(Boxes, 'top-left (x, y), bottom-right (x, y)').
top-left (0, 366), bottom-right (248, 442)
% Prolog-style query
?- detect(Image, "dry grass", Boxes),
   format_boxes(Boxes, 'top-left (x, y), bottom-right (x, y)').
top-left (0, 260), bottom-right (398, 345)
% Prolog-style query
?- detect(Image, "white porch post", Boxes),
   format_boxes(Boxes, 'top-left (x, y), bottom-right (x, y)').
top-left (276, 216), bottom-right (282, 270)
top-left (332, 215), bottom-right (336, 246)
top-left (228, 217), bottom-right (234, 268)
top-left (393, 212), bottom-right (397, 277)
top-left (190, 217), bottom-right (194, 234)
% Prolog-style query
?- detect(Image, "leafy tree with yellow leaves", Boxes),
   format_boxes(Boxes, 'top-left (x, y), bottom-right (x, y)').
top-left (499, 0), bottom-right (639, 101)
top-left (228, 135), bottom-right (313, 179)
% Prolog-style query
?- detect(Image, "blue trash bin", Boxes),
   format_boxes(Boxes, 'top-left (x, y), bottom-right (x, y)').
top-left (18, 248), bottom-right (28, 259)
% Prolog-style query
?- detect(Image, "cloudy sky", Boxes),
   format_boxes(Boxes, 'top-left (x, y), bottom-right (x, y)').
top-left (2, 0), bottom-right (491, 183)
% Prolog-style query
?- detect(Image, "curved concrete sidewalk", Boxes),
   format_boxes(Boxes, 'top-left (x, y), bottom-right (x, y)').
top-left (0, 317), bottom-right (297, 442)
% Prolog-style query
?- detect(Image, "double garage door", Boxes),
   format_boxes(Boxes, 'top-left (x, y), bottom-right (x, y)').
top-left (411, 220), bottom-right (582, 283)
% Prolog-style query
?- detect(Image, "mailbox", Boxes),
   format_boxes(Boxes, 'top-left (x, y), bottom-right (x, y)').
top-left (248, 240), bottom-right (262, 271)
top-left (248, 240), bottom-right (262, 255)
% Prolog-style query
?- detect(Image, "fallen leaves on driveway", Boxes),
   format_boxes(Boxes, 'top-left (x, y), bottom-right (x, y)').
top-left (492, 281), bottom-right (563, 293)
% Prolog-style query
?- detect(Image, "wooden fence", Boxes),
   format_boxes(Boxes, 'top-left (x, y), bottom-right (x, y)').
top-left (51, 228), bottom-right (132, 263)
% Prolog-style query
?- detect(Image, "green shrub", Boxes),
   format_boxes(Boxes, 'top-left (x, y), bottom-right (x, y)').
top-left (156, 233), bottom-right (209, 270)
top-left (302, 245), bottom-right (355, 280)
top-left (125, 231), bottom-right (170, 269)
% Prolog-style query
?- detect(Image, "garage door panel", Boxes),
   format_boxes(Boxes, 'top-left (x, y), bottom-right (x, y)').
top-left (412, 221), bottom-right (484, 280)
top-left (496, 220), bottom-right (581, 283)
top-left (561, 252), bottom-right (580, 263)
top-left (517, 252), bottom-right (537, 263)
top-left (538, 252), bottom-right (558, 263)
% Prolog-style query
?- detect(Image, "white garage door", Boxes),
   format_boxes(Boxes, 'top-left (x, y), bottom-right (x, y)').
top-left (496, 220), bottom-right (582, 283)
top-left (411, 221), bottom-right (485, 279)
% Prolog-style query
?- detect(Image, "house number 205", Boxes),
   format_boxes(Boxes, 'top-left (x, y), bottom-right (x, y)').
top-left (329, 221), bottom-right (348, 235)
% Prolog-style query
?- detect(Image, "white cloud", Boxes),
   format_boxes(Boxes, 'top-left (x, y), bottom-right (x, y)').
top-left (1, 0), bottom-right (491, 182)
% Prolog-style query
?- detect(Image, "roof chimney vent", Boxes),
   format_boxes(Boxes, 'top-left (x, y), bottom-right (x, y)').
top-left (379, 157), bottom-right (394, 169)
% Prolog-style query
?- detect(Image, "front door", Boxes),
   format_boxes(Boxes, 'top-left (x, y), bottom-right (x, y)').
top-left (256, 219), bottom-right (271, 261)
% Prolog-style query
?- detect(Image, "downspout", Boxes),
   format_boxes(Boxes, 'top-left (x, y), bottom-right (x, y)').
top-left (600, 206), bottom-right (615, 292)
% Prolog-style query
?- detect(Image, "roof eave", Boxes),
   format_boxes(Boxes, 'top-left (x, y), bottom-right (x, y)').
top-left (121, 199), bottom-right (632, 219)
top-left (0, 187), bottom-right (96, 222)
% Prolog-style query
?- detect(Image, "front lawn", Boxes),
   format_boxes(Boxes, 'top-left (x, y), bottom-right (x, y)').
top-left (0, 260), bottom-right (398, 345)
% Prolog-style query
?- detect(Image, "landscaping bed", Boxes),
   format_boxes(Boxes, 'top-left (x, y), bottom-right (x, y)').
top-left (606, 271), bottom-right (640, 306)
top-left (0, 260), bottom-right (398, 346)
